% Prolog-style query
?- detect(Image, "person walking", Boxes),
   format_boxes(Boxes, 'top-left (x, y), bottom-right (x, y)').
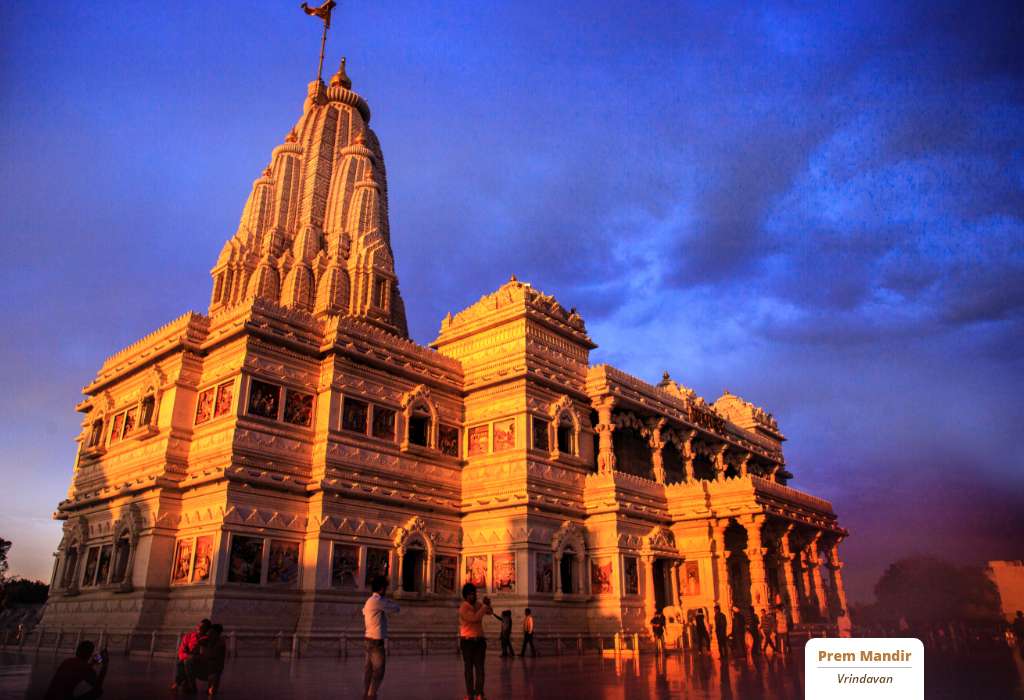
top-left (694, 609), bottom-right (711, 652)
top-left (650, 609), bottom-right (667, 654)
top-left (520, 608), bottom-right (537, 657)
top-left (748, 608), bottom-right (762, 655)
top-left (362, 575), bottom-right (400, 700)
top-left (760, 608), bottom-right (778, 654)
top-left (44, 640), bottom-right (108, 700)
top-left (713, 605), bottom-right (729, 658)
top-left (459, 582), bottom-right (493, 700)
top-left (730, 606), bottom-right (746, 655)
top-left (496, 610), bottom-right (515, 657)
top-left (172, 618), bottom-right (211, 693)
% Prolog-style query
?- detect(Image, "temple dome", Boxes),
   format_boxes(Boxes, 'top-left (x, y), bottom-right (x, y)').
top-left (208, 58), bottom-right (408, 337)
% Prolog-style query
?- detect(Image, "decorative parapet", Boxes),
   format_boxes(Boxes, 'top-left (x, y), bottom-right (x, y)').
top-left (750, 475), bottom-right (834, 515)
top-left (433, 276), bottom-right (594, 349)
top-left (586, 364), bottom-right (783, 462)
top-left (86, 312), bottom-right (210, 392)
top-left (330, 314), bottom-right (464, 384)
top-left (713, 390), bottom-right (784, 439)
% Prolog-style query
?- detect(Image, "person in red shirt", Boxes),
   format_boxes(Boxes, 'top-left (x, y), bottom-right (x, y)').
top-left (44, 640), bottom-right (108, 700)
top-left (171, 618), bottom-right (211, 693)
top-left (458, 583), bottom-right (493, 700)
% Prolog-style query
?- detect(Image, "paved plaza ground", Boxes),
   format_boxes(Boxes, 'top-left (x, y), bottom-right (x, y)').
top-left (2, 645), bottom-right (1023, 699)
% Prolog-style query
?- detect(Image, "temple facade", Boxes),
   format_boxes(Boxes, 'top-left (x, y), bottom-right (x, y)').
top-left (40, 59), bottom-right (849, 645)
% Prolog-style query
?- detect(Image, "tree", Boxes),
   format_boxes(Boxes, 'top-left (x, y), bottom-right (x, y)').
top-left (874, 556), bottom-right (1001, 624)
top-left (0, 537), bottom-right (10, 584)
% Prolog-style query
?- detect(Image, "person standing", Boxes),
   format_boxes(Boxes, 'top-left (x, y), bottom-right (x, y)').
top-left (172, 618), bottom-right (211, 693)
top-left (694, 609), bottom-right (711, 652)
top-left (496, 610), bottom-right (515, 657)
top-left (363, 575), bottom-right (400, 700)
top-left (199, 623), bottom-right (227, 696)
top-left (748, 608), bottom-right (762, 655)
top-left (650, 609), bottom-right (667, 654)
top-left (45, 640), bottom-right (108, 700)
top-left (760, 608), bottom-right (777, 654)
top-left (459, 582), bottom-right (493, 700)
top-left (520, 608), bottom-right (537, 657)
top-left (713, 605), bottom-right (729, 658)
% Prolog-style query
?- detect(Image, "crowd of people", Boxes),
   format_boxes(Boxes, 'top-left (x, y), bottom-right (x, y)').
top-left (648, 603), bottom-right (797, 660)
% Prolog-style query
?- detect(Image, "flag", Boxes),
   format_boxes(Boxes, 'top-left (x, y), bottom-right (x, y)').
top-left (300, 0), bottom-right (337, 29)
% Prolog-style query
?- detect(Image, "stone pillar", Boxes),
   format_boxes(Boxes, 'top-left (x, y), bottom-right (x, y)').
top-left (553, 553), bottom-right (563, 595)
top-left (712, 524), bottom-right (731, 614)
top-left (643, 556), bottom-right (657, 620)
top-left (712, 444), bottom-right (728, 482)
top-left (647, 418), bottom-right (667, 484)
top-left (745, 516), bottom-right (770, 611)
top-left (681, 430), bottom-right (696, 481)
top-left (778, 532), bottom-right (802, 624)
top-left (810, 538), bottom-right (829, 619)
top-left (670, 560), bottom-right (682, 607)
top-left (827, 543), bottom-right (850, 619)
top-left (737, 452), bottom-right (750, 478)
top-left (595, 397), bottom-right (617, 475)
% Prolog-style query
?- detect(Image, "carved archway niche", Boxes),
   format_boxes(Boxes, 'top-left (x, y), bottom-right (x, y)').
top-left (547, 395), bottom-right (580, 458)
top-left (551, 521), bottom-right (587, 597)
top-left (393, 516), bottom-right (435, 595)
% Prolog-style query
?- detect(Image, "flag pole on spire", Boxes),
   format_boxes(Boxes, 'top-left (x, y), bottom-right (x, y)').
top-left (300, 0), bottom-right (338, 83)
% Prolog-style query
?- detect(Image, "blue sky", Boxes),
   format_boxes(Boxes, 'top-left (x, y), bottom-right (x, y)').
top-left (1, 1), bottom-right (1021, 601)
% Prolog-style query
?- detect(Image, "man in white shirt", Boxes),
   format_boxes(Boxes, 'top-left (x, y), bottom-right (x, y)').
top-left (363, 575), bottom-right (400, 699)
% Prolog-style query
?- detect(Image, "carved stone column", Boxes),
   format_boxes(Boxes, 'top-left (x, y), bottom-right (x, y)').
top-left (777, 529), bottom-right (801, 624)
top-left (807, 534), bottom-right (828, 619)
top-left (681, 430), bottom-right (696, 481)
top-left (737, 452), bottom-right (750, 478)
top-left (643, 556), bottom-right (657, 620)
top-left (745, 516), bottom-right (770, 611)
top-left (594, 397), bottom-right (617, 475)
top-left (670, 560), bottom-right (682, 607)
top-left (647, 418), bottom-right (667, 484)
top-left (553, 553), bottom-right (563, 595)
top-left (828, 543), bottom-right (850, 619)
top-left (712, 524), bottom-right (732, 614)
top-left (712, 444), bottom-right (728, 482)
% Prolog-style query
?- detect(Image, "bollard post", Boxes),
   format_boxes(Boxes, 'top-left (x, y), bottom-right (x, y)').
top-left (274, 631), bottom-right (283, 659)
top-left (229, 631), bottom-right (237, 659)
top-left (74, 630), bottom-right (83, 653)
top-left (54, 628), bottom-right (63, 655)
top-left (421, 632), bottom-right (427, 656)
top-left (577, 634), bottom-right (583, 655)
top-left (98, 628), bottom-right (106, 651)
top-left (632, 633), bottom-right (639, 655)
top-left (36, 627), bottom-right (45, 652)
top-left (291, 633), bottom-right (299, 660)
top-left (149, 631), bottom-right (157, 658)
top-left (124, 631), bottom-right (133, 657)
top-left (18, 629), bottom-right (27, 650)
top-left (341, 633), bottom-right (347, 659)
top-left (555, 635), bottom-right (561, 655)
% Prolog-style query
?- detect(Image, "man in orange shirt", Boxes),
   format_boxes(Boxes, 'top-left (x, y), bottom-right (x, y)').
top-left (458, 582), bottom-right (493, 700)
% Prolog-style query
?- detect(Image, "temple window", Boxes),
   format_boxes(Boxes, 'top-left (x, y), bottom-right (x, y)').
top-left (401, 544), bottom-right (426, 594)
top-left (87, 419), bottom-right (104, 448)
top-left (82, 546), bottom-right (100, 587)
top-left (532, 417), bottom-right (550, 451)
top-left (109, 412), bottom-right (125, 445)
top-left (139, 395), bottom-right (155, 426)
top-left (373, 276), bottom-right (389, 310)
top-left (560, 548), bottom-right (577, 594)
top-left (61, 548), bottom-right (79, 589)
top-left (283, 389), bottom-right (315, 426)
top-left (556, 414), bottom-right (575, 455)
top-left (408, 406), bottom-right (431, 447)
top-left (372, 406), bottom-right (396, 440)
top-left (342, 397), bottom-right (369, 433)
top-left (111, 533), bottom-right (131, 584)
top-left (612, 425), bottom-right (653, 479)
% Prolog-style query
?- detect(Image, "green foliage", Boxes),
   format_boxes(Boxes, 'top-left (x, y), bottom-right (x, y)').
top-left (874, 556), bottom-right (1001, 624)
top-left (0, 537), bottom-right (10, 583)
top-left (2, 578), bottom-right (49, 605)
